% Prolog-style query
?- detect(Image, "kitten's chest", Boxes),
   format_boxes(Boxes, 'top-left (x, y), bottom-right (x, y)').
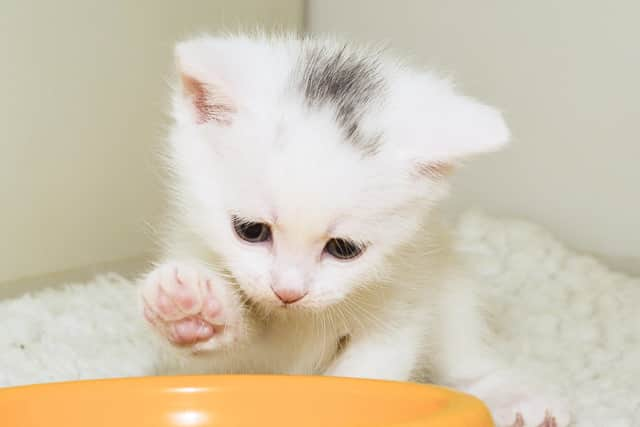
top-left (249, 315), bottom-right (346, 375)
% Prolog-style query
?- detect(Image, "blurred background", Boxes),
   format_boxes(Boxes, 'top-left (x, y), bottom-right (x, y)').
top-left (1, 1), bottom-right (637, 297)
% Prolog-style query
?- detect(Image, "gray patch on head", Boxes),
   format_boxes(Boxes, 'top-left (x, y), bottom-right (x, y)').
top-left (298, 42), bottom-right (386, 155)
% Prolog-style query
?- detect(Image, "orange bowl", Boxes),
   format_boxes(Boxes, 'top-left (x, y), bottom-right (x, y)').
top-left (0, 375), bottom-right (494, 426)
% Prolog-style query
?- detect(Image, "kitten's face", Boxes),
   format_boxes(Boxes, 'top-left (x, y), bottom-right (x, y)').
top-left (169, 35), bottom-right (509, 311)
top-left (177, 110), bottom-right (432, 310)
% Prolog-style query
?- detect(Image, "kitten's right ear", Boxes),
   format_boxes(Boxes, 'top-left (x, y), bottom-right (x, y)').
top-left (174, 40), bottom-right (236, 125)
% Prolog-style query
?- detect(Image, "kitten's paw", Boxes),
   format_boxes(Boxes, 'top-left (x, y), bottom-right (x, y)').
top-left (510, 412), bottom-right (559, 427)
top-left (141, 261), bottom-right (243, 353)
top-left (462, 373), bottom-right (571, 427)
top-left (494, 398), bottom-right (570, 427)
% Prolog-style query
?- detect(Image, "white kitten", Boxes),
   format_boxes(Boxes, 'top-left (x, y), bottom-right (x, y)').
top-left (140, 34), bottom-right (570, 427)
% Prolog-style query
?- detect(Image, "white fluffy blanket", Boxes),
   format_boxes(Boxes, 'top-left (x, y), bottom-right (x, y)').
top-left (1, 212), bottom-right (638, 427)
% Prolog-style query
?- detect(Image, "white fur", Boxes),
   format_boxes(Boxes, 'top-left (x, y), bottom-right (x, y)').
top-left (141, 34), bottom-right (568, 426)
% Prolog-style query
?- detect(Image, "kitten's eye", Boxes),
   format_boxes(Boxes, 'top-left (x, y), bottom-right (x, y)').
top-left (324, 238), bottom-right (363, 260)
top-left (232, 216), bottom-right (271, 243)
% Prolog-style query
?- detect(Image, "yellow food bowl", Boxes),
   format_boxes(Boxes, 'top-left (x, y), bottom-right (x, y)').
top-left (0, 375), bottom-right (494, 426)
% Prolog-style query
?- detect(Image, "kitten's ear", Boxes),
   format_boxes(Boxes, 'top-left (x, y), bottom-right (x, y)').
top-left (416, 98), bottom-right (509, 179)
top-left (387, 74), bottom-right (510, 179)
top-left (174, 39), bottom-right (236, 125)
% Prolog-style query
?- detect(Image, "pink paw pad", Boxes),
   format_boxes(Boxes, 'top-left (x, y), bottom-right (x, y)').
top-left (156, 289), bottom-right (181, 318)
top-left (170, 317), bottom-right (215, 344)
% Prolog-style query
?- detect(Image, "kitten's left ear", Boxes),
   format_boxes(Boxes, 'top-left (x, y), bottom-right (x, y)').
top-left (386, 74), bottom-right (510, 179)
top-left (420, 97), bottom-right (509, 179)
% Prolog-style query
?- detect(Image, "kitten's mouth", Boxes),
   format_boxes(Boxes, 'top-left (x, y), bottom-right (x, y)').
top-left (273, 298), bottom-right (312, 311)
top-left (243, 293), bottom-right (310, 312)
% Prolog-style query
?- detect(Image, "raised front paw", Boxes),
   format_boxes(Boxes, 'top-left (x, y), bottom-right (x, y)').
top-left (140, 261), bottom-right (243, 353)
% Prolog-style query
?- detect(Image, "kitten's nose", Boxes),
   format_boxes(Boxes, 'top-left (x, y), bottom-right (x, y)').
top-left (271, 287), bottom-right (307, 304)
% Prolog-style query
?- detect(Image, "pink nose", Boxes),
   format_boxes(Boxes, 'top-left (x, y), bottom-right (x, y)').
top-left (271, 287), bottom-right (306, 304)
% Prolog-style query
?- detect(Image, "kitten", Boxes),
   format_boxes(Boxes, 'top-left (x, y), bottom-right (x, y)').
top-left (140, 34), bottom-right (570, 427)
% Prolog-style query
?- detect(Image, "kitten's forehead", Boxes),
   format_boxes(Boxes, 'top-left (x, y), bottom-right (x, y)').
top-left (258, 148), bottom-right (416, 241)
top-left (223, 102), bottom-right (420, 239)
top-left (267, 146), bottom-right (367, 226)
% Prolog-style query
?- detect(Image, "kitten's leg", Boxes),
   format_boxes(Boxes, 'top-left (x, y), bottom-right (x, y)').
top-left (431, 279), bottom-right (571, 427)
top-left (140, 260), bottom-right (245, 353)
top-left (323, 325), bottom-right (420, 381)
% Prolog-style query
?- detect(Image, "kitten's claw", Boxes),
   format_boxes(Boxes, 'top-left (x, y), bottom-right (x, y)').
top-left (536, 412), bottom-right (558, 427)
top-left (493, 397), bottom-right (568, 427)
top-left (509, 411), bottom-right (557, 427)
top-left (141, 261), bottom-right (242, 352)
top-left (494, 399), bottom-right (567, 427)
top-left (511, 413), bottom-right (524, 427)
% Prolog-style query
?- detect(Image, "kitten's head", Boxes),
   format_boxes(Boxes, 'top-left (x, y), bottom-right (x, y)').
top-left (168, 34), bottom-right (509, 311)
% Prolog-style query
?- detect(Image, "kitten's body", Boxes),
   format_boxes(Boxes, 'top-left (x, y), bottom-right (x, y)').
top-left (160, 214), bottom-right (454, 379)
top-left (141, 34), bottom-right (569, 427)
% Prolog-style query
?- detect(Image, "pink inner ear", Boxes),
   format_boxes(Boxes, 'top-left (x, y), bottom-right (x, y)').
top-left (180, 73), bottom-right (235, 125)
top-left (415, 162), bottom-right (455, 179)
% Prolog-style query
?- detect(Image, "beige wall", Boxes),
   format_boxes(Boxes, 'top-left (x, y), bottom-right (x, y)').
top-left (308, 1), bottom-right (639, 273)
top-left (0, 1), bottom-right (303, 286)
